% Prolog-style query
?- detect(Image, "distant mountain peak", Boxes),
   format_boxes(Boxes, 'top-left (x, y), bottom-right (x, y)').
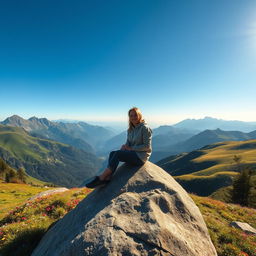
top-left (27, 117), bottom-right (54, 129)
top-left (173, 116), bottom-right (256, 133)
top-left (203, 116), bottom-right (217, 120)
top-left (28, 116), bottom-right (38, 121)
top-left (2, 115), bottom-right (28, 126)
top-left (5, 114), bottom-right (25, 121)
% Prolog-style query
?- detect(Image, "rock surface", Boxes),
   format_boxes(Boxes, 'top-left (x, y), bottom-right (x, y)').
top-left (32, 162), bottom-right (217, 256)
top-left (230, 221), bottom-right (256, 235)
top-left (28, 188), bottom-right (69, 201)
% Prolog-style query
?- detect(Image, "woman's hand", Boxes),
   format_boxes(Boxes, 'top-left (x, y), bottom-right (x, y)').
top-left (125, 145), bottom-right (132, 151)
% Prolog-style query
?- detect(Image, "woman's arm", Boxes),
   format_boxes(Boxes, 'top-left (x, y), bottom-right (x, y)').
top-left (121, 132), bottom-right (131, 150)
top-left (125, 137), bottom-right (130, 147)
top-left (131, 126), bottom-right (152, 152)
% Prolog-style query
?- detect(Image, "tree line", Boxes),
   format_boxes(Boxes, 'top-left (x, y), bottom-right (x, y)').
top-left (0, 158), bottom-right (27, 184)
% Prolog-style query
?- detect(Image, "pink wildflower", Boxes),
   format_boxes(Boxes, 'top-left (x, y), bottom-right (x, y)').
top-left (241, 232), bottom-right (248, 239)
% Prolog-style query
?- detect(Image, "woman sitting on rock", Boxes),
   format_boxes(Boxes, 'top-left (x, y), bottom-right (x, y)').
top-left (86, 107), bottom-right (152, 188)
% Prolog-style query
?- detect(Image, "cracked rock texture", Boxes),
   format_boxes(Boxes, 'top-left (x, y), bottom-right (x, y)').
top-left (32, 162), bottom-right (217, 256)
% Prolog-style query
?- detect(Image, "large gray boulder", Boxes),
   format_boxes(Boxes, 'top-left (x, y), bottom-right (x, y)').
top-left (32, 162), bottom-right (217, 256)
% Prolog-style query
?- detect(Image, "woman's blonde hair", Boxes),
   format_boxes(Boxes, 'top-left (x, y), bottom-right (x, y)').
top-left (128, 107), bottom-right (145, 131)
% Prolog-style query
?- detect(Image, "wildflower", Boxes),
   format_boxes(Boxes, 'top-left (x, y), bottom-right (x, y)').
top-left (241, 232), bottom-right (248, 239)
top-left (46, 207), bottom-right (51, 212)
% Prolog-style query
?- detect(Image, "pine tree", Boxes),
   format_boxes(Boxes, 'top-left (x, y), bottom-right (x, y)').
top-left (17, 167), bottom-right (26, 183)
top-left (6, 168), bottom-right (17, 183)
top-left (232, 167), bottom-right (252, 206)
top-left (5, 172), bottom-right (10, 183)
top-left (8, 168), bottom-right (16, 178)
top-left (0, 158), bottom-right (8, 174)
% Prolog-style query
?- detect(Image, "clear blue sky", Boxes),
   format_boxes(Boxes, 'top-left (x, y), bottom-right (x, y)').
top-left (0, 0), bottom-right (255, 126)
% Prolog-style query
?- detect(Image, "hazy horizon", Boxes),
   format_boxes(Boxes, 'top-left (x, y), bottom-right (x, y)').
top-left (1, 114), bottom-right (256, 132)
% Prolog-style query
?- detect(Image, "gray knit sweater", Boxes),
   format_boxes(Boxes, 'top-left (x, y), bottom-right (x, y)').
top-left (125, 122), bottom-right (152, 162)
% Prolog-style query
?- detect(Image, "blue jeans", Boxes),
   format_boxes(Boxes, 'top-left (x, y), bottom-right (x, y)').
top-left (107, 150), bottom-right (144, 173)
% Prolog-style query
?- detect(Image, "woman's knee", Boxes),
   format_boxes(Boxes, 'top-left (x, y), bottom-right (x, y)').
top-left (109, 151), bottom-right (117, 158)
top-left (114, 150), bottom-right (124, 157)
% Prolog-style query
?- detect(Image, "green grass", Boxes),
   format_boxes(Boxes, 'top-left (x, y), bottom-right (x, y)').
top-left (192, 195), bottom-right (256, 256)
top-left (25, 175), bottom-right (52, 186)
top-left (0, 182), bottom-right (49, 220)
top-left (0, 187), bottom-right (92, 256)
top-left (193, 140), bottom-right (256, 174)
top-left (162, 140), bottom-right (256, 177)
top-left (0, 125), bottom-right (68, 164)
top-left (210, 185), bottom-right (234, 203)
top-left (176, 171), bottom-right (238, 180)
top-left (0, 131), bottom-right (50, 162)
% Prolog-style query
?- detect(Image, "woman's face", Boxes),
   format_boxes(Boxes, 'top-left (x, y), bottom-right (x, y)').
top-left (129, 110), bottom-right (140, 125)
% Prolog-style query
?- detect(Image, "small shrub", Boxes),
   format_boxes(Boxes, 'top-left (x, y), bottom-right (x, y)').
top-left (51, 207), bottom-right (67, 219)
top-left (218, 232), bottom-right (234, 244)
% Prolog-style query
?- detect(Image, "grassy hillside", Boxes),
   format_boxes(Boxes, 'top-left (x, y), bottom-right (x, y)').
top-left (157, 140), bottom-right (256, 196)
top-left (191, 195), bottom-right (256, 256)
top-left (0, 186), bottom-right (255, 256)
top-left (0, 125), bottom-right (102, 187)
top-left (0, 186), bottom-right (92, 256)
top-left (0, 182), bottom-right (49, 220)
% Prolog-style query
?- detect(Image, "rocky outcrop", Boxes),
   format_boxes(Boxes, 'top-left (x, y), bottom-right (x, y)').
top-left (32, 162), bottom-right (217, 256)
top-left (230, 221), bottom-right (256, 235)
top-left (28, 188), bottom-right (69, 201)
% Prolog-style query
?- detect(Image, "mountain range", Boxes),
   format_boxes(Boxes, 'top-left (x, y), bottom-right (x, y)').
top-left (0, 125), bottom-right (102, 187)
top-left (2, 115), bottom-right (256, 159)
top-left (94, 117), bottom-right (256, 161)
top-left (173, 116), bottom-right (256, 132)
top-left (150, 128), bottom-right (256, 162)
top-left (1, 115), bottom-right (115, 154)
